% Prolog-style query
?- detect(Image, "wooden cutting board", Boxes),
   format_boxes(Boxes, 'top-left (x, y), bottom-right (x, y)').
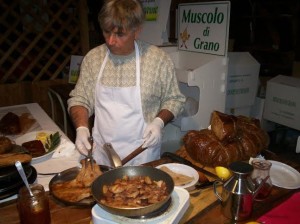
top-left (175, 146), bottom-right (221, 222)
top-left (145, 146), bottom-right (221, 222)
top-left (179, 187), bottom-right (219, 223)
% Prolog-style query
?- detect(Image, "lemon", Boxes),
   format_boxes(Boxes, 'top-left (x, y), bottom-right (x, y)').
top-left (36, 132), bottom-right (49, 145)
top-left (215, 166), bottom-right (231, 180)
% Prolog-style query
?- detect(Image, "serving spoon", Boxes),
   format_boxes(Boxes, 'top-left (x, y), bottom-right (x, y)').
top-left (15, 161), bottom-right (34, 197)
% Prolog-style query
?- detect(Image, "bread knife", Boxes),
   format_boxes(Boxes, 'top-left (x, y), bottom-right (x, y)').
top-left (161, 152), bottom-right (220, 180)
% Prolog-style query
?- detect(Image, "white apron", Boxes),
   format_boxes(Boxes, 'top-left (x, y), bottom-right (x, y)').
top-left (92, 42), bottom-right (160, 166)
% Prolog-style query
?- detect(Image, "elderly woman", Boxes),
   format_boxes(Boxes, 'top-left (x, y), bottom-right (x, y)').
top-left (68, 0), bottom-right (185, 166)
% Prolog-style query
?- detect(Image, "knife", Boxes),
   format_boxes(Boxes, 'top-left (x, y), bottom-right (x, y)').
top-left (161, 152), bottom-right (220, 180)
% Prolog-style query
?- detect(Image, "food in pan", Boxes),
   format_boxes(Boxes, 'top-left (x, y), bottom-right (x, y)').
top-left (159, 166), bottom-right (194, 186)
top-left (100, 175), bottom-right (169, 208)
top-left (0, 112), bottom-right (21, 135)
top-left (183, 111), bottom-right (269, 167)
top-left (51, 159), bottom-right (102, 202)
top-left (0, 136), bottom-right (13, 154)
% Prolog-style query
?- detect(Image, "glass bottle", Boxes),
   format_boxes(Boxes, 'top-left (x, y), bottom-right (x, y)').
top-left (17, 183), bottom-right (51, 224)
top-left (251, 159), bottom-right (273, 201)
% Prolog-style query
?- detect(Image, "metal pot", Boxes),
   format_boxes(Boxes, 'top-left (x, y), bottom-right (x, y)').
top-left (91, 166), bottom-right (174, 217)
top-left (213, 161), bottom-right (269, 221)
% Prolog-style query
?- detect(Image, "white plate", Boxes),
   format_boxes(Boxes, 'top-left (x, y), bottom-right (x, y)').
top-left (156, 163), bottom-right (199, 191)
top-left (269, 160), bottom-right (300, 189)
top-left (15, 130), bottom-right (59, 164)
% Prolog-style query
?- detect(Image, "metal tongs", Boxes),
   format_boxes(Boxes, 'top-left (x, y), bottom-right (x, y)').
top-left (103, 143), bottom-right (122, 168)
top-left (87, 136), bottom-right (94, 170)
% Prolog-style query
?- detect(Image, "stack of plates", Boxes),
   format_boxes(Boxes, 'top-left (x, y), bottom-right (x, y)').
top-left (0, 164), bottom-right (37, 200)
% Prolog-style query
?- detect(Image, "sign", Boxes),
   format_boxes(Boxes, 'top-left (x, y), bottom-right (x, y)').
top-left (139, 0), bottom-right (171, 45)
top-left (68, 55), bottom-right (83, 84)
top-left (141, 0), bottom-right (159, 21)
top-left (178, 1), bottom-right (230, 56)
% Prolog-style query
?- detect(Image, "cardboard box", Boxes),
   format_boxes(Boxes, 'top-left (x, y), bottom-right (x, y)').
top-left (226, 52), bottom-right (260, 108)
top-left (225, 106), bottom-right (252, 117)
top-left (263, 75), bottom-right (300, 131)
top-left (165, 49), bottom-right (227, 130)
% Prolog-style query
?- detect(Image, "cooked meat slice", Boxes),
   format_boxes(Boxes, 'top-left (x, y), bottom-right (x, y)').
top-left (51, 158), bottom-right (102, 202)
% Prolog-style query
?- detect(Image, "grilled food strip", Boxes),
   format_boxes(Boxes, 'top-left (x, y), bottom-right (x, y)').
top-left (51, 159), bottom-right (102, 202)
top-left (0, 153), bottom-right (32, 167)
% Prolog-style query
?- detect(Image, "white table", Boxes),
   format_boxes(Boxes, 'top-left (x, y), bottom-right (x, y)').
top-left (0, 103), bottom-right (81, 203)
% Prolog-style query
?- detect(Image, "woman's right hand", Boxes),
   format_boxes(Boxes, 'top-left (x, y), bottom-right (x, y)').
top-left (75, 126), bottom-right (91, 156)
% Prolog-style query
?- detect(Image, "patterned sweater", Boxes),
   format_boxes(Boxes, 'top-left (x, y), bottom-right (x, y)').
top-left (68, 40), bottom-right (186, 123)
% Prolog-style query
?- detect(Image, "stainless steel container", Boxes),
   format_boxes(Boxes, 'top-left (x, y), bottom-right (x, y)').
top-left (213, 161), bottom-right (268, 221)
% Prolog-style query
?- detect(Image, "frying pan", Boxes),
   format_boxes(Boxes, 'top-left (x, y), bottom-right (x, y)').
top-left (91, 165), bottom-right (174, 217)
top-left (49, 165), bottom-right (112, 206)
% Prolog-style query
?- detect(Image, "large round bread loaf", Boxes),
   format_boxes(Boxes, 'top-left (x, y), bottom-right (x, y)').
top-left (183, 111), bottom-right (269, 167)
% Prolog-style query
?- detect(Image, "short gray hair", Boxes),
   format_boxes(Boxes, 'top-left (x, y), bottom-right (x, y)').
top-left (98, 0), bottom-right (145, 32)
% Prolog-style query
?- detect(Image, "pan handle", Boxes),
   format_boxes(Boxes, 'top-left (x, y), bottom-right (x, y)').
top-left (103, 143), bottom-right (122, 168)
top-left (121, 145), bottom-right (147, 165)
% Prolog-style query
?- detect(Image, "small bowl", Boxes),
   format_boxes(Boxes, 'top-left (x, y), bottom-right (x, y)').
top-left (156, 163), bottom-right (199, 191)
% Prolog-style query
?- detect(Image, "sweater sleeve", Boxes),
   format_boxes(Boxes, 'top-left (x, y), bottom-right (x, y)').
top-left (68, 46), bottom-right (105, 117)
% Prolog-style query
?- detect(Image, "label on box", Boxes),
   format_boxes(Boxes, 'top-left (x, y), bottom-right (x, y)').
top-left (263, 75), bottom-right (300, 130)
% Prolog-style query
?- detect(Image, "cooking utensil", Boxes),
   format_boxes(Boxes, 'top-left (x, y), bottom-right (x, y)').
top-left (161, 152), bottom-right (220, 180)
top-left (91, 166), bottom-right (174, 217)
top-left (103, 143), bottom-right (147, 167)
top-left (121, 144), bottom-right (147, 165)
top-left (15, 161), bottom-right (33, 197)
top-left (103, 143), bottom-right (122, 168)
top-left (194, 181), bottom-right (215, 189)
top-left (49, 165), bottom-right (112, 206)
top-left (38, 172), bottom-right (59, 176)
top-left (88, 136), bottom-right (94, 170)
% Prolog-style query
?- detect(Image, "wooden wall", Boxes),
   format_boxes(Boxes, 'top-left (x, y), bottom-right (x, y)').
top-left (0, 0), bottom-right (89, 117)
top-left (0, 79), bottom-right (69, 116)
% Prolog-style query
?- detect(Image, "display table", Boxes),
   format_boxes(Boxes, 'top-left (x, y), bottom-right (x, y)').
top-left (0, 103), bottom-right (81, 204)
top-left (1, 104), bottom-right (299, 223)
top-left (0, 146), bottom-right (299, 223)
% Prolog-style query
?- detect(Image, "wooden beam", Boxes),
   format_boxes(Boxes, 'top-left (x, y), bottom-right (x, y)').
top-left (79, 0), bottom-right (90, 54)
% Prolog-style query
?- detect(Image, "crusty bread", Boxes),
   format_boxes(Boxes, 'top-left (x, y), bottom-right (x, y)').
top-left (210, 111), bottom-right (237, 142)
top-left (183, 111), bottom-right (269, 167)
